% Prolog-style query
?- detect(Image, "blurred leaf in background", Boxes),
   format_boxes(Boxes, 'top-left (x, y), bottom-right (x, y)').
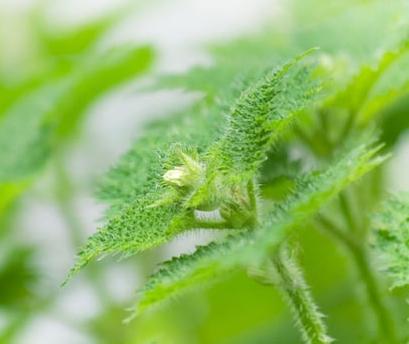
top-left (0, 2), bottom-right (154, 215)
top-left (0, 1), bottom-right (154, 342)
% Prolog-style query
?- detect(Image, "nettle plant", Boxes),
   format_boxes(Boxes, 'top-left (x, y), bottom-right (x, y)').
top-left (66, 6), bottom-right (409, 344)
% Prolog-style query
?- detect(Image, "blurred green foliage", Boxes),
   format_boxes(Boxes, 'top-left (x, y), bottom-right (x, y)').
top-left (2, 0), bottom-right (409, 343)
top-left (0, 2), bottom-right (154, 343)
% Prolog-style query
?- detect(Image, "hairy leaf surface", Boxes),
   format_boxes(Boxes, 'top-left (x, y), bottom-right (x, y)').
top-left (134, 141), bottom-right (386, 314)
top-left (208, 50), bottom-right (319, 182)
top-left (70, 53), bottom-right (319, 280)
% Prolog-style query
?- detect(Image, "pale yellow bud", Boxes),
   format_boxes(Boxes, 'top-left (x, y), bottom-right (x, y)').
top-left (163, 166), bottom-right (189, 186)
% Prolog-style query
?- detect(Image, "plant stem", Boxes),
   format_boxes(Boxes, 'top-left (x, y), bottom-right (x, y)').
top-left (251, 247), bottom-right (333, 344)
top-left (316, 215), bottom-right (398, 343)
top-left (337, 112), bottom-right (354, 144)
top-left (351, 247), bottom-right (398, 343)
top-left (338, 191), bottom-right (358, 233)
top-left (272, 248), bottom-right (334, 344)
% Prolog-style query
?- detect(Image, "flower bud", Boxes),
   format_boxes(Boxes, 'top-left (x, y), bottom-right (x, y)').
top-left (163, 166), bottom-right (189, 187)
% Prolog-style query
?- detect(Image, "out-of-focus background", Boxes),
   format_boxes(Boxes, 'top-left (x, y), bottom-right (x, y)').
top-left (0, 0), bottom-right (408, 343)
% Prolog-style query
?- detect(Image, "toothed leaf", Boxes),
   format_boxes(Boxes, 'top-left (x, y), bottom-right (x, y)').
top-left (208, 50), bottom-right (320, 182)
top-left (70, 52), bottom-right (320, 280)
top-left (134, 141), bottom-right (386, 314)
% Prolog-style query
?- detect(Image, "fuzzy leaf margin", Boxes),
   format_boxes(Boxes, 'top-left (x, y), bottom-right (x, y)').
top-left (66, 50), bottom-right (320, 283)
top-left (132, 140), bottom-right (387, 315)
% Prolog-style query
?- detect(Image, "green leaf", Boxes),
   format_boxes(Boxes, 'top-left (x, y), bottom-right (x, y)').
top-left (372, 193), bottom-right (409, 289)
top-left (98, 52), bottom-right (318, 211)
top-left (328, 36), bottom-right (409, 124)
top-left (0, 45), bottom-right (153, 212)
top-left (133, 140), bottom-right (386, 315)
top-left (207, 49), bottom-right (320, 182)
top-left (185, 50), bottom-right (320, 210)
top-left (51, 45), bottom-right (154, 137)
top-left (70, 52), bottom-right (319, 281)
top-left (65, 193), bottom-right (190, 282)
top-left (0, 82), bottom-right (66, 182)
top-left (33, 12), bottom-right (120, 57)
top-left (96, 101), bottom-right (224, 214)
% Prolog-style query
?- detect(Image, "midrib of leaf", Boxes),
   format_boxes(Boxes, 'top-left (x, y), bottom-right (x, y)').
top-left (209, 49), bottom-right (319, 180)
top-left (186, 51), bottom-right (320, 209)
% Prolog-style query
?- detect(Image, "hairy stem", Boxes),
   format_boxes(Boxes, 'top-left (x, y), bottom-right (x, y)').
top-left (249, 247), bottom-right (333, 344)
top-left (317, 215), bottom-right (398, 343)
top-left (272, 248), bottom-right (333, 344)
